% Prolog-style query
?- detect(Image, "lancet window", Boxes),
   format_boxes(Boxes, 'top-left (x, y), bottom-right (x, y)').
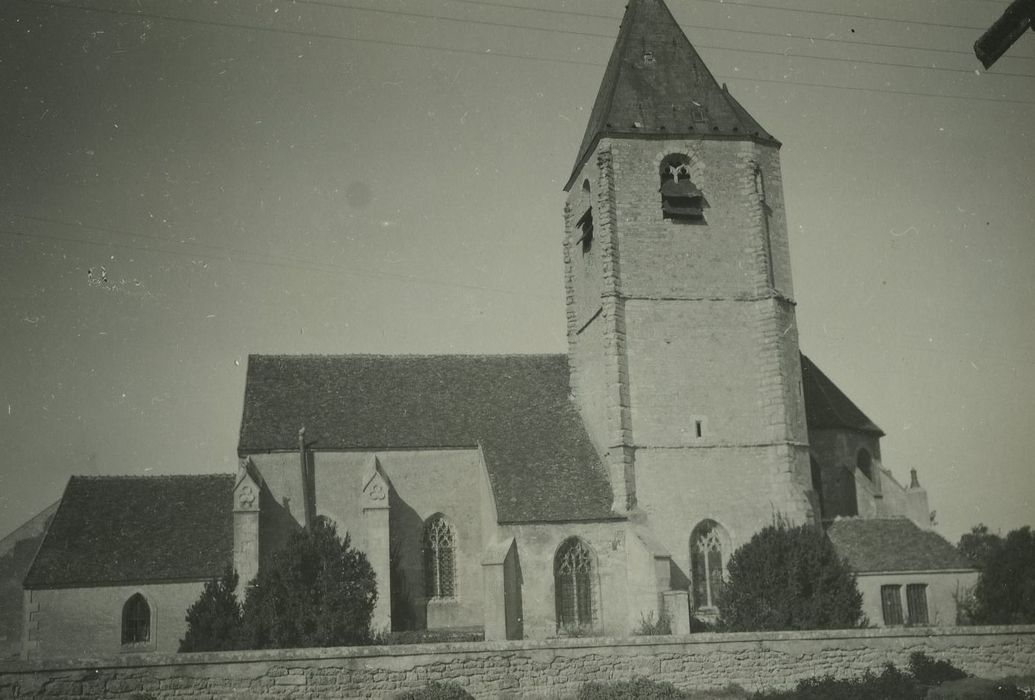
top-left (423, 514), bottom-right (457, 599)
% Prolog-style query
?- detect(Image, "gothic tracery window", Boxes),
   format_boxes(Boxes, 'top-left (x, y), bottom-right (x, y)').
top-left (660, 154), bottom-right (704, 221)
top-left (554, 537), bottom-right (596, 631)
top-left (422, 514), bottom-right (456, 599)
top-left (690, 520), bottom-right (725, 610)
top-left (121, 593), bottom-right (151, 645)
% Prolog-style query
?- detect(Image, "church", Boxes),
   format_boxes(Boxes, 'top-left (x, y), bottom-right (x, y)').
top-left (9, 0), bottom-right (977, 660)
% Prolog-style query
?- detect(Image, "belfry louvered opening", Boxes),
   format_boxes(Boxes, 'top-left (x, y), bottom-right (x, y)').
top-left (660, 154), bottom-right (704, 221)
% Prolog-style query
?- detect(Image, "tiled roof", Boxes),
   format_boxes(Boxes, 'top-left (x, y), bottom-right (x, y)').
top-left (23, 474), bottom-right (234, 589)
top-left (827, 518), bottom-right (974, 573)
top-left (566, 0), bottom-right (778, 190)
top-left (801, 354), bottom-right (885, 436)
top-left (238, 354), bottom-right (618, 524)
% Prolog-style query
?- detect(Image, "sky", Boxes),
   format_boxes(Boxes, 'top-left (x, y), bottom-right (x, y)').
top-left (0, 0), bottom-right (1033, 544)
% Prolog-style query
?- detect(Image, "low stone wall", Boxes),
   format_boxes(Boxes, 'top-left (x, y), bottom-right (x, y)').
top-left (1, 626), bottom-right (1033, 699)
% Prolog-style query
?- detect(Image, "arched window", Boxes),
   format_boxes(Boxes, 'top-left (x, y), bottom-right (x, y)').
top-left (422, 514), bottom-right (456, 599)
top-left (121, 593), bottom-right (150, 644)
top-left (554, 537), bottom-right (597, 631)
top-left (660, 154), bottom-right (704, 221)
top-left (690, 520), bottom-right (726, 610)
top-left (857, 448), bottom-right (873, 480)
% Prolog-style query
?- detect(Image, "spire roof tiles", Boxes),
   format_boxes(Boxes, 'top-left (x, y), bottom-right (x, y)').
top-left (566, 0), bottom-right (778, 190)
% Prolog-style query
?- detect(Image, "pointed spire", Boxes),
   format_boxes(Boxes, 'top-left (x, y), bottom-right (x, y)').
top-left (566, 0), bottom-right (777, 190)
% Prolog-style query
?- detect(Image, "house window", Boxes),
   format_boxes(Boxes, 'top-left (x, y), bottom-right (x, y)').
top-left (660, 154), bottom-right (704, 222)
top-left (576, 208), bottom-right (594, 254)
top-left (555, 537), bottom-right (596, 631)
top-left (690, 520), bottom-right (725, 609)
top-left (121, 593), bottom-right (150, 644)
top-left (906, 584), bottom-right (929, 625)
top-left (881, 585), bottom-right (904, 625)
top-left (423, 515), bottom-right (456, 599)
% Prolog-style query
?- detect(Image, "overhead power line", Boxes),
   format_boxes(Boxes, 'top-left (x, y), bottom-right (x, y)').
top-left (293, 0), bottom-right (1035, 77)
top-left (303, 0), bottom-right (1035, 64)
top-left (690, 0), bottom-right (993, 31)
top-left (25, 0), bottom-right (1035, 105)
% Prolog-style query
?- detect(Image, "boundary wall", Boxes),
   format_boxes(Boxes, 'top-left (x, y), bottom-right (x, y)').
top-left (2, 625), bottom-right (1034, 699)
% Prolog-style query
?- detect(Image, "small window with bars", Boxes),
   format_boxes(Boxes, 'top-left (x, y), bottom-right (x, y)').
top-left (881, 585), bottom-right (904, 625)
top-left (906, 584), bottom-right (929, 625)
top-left (423, 515), bottom-right (457, 599)
top-left (121, 593), bottom-right (151, 645)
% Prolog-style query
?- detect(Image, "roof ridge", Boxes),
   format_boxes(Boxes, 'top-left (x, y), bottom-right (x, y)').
top-left (69, 473), bottom-right (234, 481)
top-left (248, 353), bottom-right (567, 360)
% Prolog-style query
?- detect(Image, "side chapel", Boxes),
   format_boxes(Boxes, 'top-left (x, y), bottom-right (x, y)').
top-left (12, 0), bottom-right (977, 659)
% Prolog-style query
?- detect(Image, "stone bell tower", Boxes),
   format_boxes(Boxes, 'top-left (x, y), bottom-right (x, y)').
top-left (563, 0), bottom-right (816, 570)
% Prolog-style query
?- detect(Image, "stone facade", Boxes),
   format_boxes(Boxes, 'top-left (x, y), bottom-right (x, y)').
top-left (2, 626), bottom-right (1033, 699)
top-left (563, 136), bottom-right (815, 618)
top-left (245, 449), bottom-right (491, 635)
top-left (0, 503), bottom-right (57, 661)
top-left (22, 583), bottom-right (208, 658)
top-left (857, 570), bottom-right (979, 628)
top-left (0, 0), bottom-right (972, 660)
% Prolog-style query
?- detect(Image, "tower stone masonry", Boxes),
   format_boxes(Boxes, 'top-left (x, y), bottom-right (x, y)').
top-left (563, 0), bottom-right (816, 587)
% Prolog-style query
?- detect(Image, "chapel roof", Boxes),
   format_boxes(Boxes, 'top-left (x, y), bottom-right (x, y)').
top-left (566, 0), bottom-right (777, 190)
top-left (801, 354), bottom-right (885, 436)
top-left (827, 517), bottom-right (974, 573)
top-left (238, 354), bottom-right (618, 524)
top-left (23, 474), bottom-right (234, 589)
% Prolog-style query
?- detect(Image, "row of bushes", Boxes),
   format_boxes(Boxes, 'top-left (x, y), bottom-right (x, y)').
top-left (393, 654), bottom-right (1035, 700)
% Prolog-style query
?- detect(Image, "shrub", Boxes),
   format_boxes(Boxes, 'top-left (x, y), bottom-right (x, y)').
top-left (635, 610), bottom-right (672, 636)
top-left (239, 518), bottom-right (377, 649)
top-left (970, 526), bottom-right (1035, 625)
top-left (395, 681), bottom-right (474, 700)
top-left (957, 524), bottom-right (1004, 570)
top-left (907, 651), bottom-right (968, 686)
top-left (752, 657), bottom-right (1034, 700)
top-left (753, 664), bottom-right (923, 700)
top-left (720, 522), bottom-right (864, 632)
top-left (576, 677), bottom-right (692, 700)
top-left (178, 568), bottom-right (242, 652)
top-left (179, 519), bottom-right (378, 651)
top-left (927, 678), bottom-right (1035, 699)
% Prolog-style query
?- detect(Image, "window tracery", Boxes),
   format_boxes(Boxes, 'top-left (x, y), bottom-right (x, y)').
top-left (660, 154), bottom-right (704, 221)
top-left (423, 515), bottom-right (457, 599)
top-left (555, 537), bottom-right (596, 631)
top-left (690, 520), bottom-right (725, 609)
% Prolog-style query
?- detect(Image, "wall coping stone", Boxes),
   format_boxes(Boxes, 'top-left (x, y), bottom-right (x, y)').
top-left (2, 625), bottom-right (1034, 676)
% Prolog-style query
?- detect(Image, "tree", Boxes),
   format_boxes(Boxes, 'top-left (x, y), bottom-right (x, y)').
top-left (720, 522), bottom-right (865, 631)
top-left (957, 523), bottom-right (1003, 570)
top-left (239, 517), bottom-right (378, 648)
top-left (970, 526), bottom-right (1035, 624)
top-left (178, 568), bottom-right (243, 652)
